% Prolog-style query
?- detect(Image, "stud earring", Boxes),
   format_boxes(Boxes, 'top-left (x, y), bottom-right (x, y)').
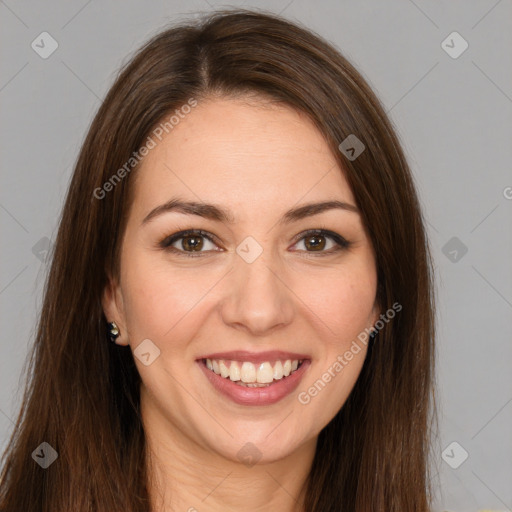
top-left (107, 321), bottom-right (120, 343)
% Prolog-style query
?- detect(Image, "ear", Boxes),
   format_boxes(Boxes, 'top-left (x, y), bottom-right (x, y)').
top-left (369, 297), bottom-right (381, 330)
top-left (102, 274), bottom-right (129, 346)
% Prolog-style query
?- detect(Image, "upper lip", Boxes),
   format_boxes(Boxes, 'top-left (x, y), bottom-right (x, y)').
top-left (197, 350), bottom-right (310, 364)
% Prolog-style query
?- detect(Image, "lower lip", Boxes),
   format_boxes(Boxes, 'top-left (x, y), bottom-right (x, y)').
top-left (197, 359), bottom-right (311, 406)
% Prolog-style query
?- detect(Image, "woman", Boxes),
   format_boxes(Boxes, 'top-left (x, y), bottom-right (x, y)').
top-left (0, 8), bottom-right (436, 511)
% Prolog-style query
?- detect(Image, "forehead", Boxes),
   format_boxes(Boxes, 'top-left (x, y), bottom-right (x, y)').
top-left (131, 96), bottom-right (356, 220)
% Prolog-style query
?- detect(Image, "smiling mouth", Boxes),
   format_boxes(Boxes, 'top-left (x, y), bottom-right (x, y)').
top-left (201, 357), bottom-right (306, 387)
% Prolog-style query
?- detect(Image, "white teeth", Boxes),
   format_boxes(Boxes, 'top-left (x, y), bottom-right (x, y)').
top-left (229, 362), bottom-right (241, 382)
top-left (240, 362), bottom-right (256, 383)
top-left (273, 360), bottom-right (283, 380)
top-left (256, 362), bottom-right (274, 383)
top-left (219, 360), bottom-right (230, 378)
top-left (204, 358), bottom-right (303, 383)
top-left (236, 381), bottom-right (272, 388)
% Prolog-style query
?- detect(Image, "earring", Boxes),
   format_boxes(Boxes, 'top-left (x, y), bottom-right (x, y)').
top-left (107, 321), bottom-right (120, 343)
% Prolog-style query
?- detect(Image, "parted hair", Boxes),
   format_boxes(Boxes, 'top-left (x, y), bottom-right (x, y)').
top-left (0, 8), bottom-right (436, 511)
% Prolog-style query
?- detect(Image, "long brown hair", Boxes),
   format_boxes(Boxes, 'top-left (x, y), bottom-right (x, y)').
top-left (0, 9), bottom-right (436, 511)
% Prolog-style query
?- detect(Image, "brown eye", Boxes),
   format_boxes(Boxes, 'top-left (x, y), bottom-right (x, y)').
top-left (181, 234), bottom-right (204, 252)
top-left (160, 229), bottom-right (219, 257)
top-left (292, 229), bottom-right (351, 255)
top-left (303, 234), bottom-right (327, 251)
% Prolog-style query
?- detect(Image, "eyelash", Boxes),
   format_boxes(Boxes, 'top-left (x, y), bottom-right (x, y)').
top-left (158, 228), bottom-right (351, 258)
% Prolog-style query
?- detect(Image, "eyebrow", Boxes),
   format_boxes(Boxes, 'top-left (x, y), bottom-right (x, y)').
top-left (141, 197), bottom-right (359, 226)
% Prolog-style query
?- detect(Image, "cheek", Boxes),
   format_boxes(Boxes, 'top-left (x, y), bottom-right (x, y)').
top-left (120, 251), bottom-right (217, 341)
top-left (292, 264), bottom-right (376, 424)
top-left (295, 277), bottom-right (373, 427)
top-left (292, 263), bottom-right (377, 343)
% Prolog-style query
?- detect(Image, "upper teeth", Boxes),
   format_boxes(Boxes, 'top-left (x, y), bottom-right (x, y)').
top-left (205, 358), bottom-right (301, 383)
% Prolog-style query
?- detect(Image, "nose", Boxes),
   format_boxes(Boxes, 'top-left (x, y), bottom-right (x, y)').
top-left (219, 252), bottom-right (294, 336)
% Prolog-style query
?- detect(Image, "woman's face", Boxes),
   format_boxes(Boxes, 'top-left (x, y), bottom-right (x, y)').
top-left (103, 96), bottom-right (380, 464)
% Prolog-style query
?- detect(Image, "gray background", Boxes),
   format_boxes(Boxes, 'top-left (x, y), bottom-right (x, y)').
top-left (1, 1), bottom-right (511, 510)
